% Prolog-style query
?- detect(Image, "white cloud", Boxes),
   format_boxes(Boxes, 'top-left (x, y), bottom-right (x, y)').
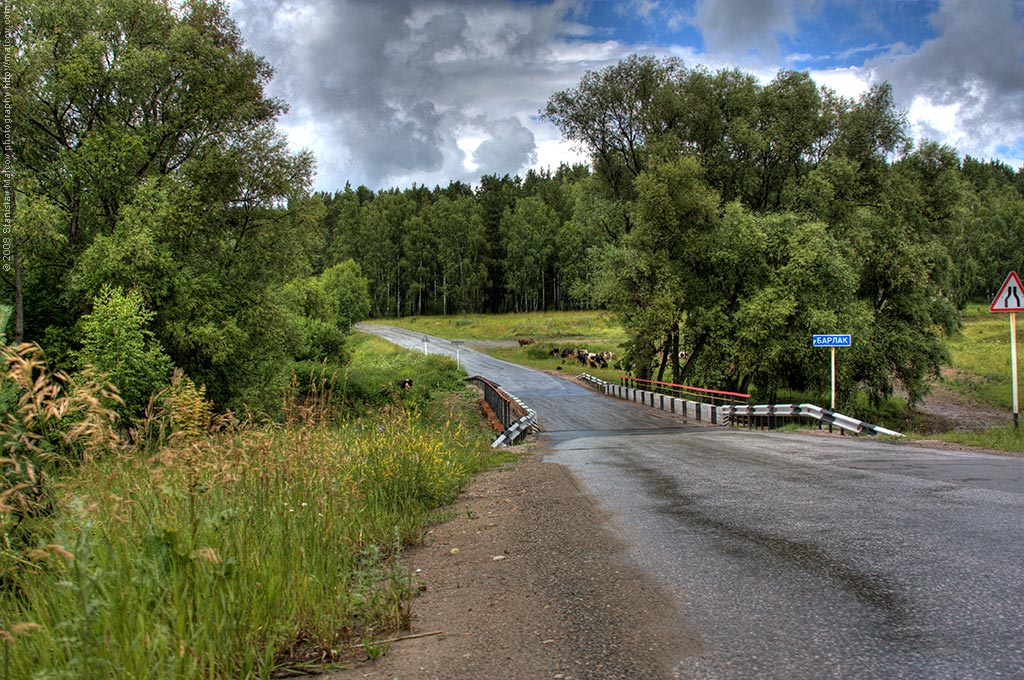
top-left (868, 0), bottom-right (1024, 163)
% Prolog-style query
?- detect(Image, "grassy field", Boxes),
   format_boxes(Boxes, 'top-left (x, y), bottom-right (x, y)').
top-left (946, 303), bottom-right (1022, 409)
top-left (0, 339), bottom-right (503, 679)
top-left (368, 310), bottom-right (629, 382)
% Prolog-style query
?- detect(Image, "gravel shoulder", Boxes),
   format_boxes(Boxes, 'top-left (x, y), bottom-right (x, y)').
top-left (319, 443), bottom-right (698, 680)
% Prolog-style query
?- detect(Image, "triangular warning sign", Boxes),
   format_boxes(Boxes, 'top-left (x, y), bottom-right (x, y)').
top-left (991, 271), bottom-right (1024, 312)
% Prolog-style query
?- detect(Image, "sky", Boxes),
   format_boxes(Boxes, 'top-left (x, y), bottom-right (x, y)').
top-left (228, 0), bottom-right (1024, 192)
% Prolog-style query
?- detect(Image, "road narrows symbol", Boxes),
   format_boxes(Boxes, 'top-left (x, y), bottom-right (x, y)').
top-left (990, 272), bottom-right (1024, 313)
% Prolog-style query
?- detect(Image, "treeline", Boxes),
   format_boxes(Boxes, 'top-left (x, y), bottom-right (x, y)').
top-left (315, 152), bottom-right (1024, 322)
top-left (310, 165), bottom-right (595, 318)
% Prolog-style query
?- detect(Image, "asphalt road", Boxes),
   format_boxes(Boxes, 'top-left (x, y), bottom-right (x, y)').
top-left (360, 325), bottom-right (1024, 679)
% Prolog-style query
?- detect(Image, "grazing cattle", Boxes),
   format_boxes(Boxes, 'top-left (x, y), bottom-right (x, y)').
top-left (396, 378), bottom-right (413, 391)
top-left (549, 347), bottom-right (561, 357)
top-left (517, 337), bottom-right (535, 346)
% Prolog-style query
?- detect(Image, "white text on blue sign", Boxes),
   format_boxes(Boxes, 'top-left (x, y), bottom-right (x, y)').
top-left (813, 334), bottom-right (852, 347)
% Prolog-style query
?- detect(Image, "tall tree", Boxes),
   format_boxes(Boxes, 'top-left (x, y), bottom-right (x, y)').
top-left (542, 54), bottom-right (686, 221)
top-left (9, 0), bottom-right (318, 407)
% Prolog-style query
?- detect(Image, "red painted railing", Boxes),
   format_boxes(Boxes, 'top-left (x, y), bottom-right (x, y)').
top-left (620, 376), bottom-right (750, 406)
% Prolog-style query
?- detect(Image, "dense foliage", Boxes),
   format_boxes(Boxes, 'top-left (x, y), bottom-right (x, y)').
top-left (6, 0), bottom-right (364, 412)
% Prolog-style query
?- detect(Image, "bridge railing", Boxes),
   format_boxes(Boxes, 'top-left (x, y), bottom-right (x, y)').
top-left (466, 375), bottom-right (536, 447)
top-left (620, 376), bottom-right (751, 407)
top-left (719, 403), bottom-right (902, 437)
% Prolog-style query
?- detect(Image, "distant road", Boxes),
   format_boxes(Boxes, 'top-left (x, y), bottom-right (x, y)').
top-left (360, 324), bottom-right (1024, 679)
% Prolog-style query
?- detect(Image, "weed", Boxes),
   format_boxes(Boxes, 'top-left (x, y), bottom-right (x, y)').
top-left (0, 342), bottom-right (496, 679)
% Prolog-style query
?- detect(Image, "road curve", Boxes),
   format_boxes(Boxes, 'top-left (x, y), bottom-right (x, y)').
top-left (360, 324), bottom-right (1024, 679)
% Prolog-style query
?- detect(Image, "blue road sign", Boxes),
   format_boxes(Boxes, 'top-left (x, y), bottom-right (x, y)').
top-left (813, 334), bottom-right (851, 347)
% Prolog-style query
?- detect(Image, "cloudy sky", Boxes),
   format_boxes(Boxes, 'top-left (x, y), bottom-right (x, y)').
top-left (228, 0), bottom-right (1024, 192)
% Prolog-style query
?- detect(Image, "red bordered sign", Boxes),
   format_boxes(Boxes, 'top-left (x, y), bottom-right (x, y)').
top-left (990, 272), bottom-right (1024, 313)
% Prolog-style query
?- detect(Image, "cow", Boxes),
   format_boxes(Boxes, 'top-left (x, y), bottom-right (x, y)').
top-left (517, 337), bottom-right (535, 346)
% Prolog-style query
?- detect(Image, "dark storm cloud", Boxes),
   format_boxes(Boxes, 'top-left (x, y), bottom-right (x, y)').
top-left (230, 0), bottom-right (595, 190)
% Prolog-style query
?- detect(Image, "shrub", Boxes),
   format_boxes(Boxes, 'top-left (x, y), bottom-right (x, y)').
top-left (76, 285), bottom-right (173, 417)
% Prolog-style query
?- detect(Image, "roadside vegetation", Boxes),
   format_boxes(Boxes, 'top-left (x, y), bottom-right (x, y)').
top-left (0, 339), bottom-right (499, 679)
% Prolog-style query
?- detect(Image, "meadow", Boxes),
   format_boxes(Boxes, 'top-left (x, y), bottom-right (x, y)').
top-left (0, 337), bottom-right (501, 679)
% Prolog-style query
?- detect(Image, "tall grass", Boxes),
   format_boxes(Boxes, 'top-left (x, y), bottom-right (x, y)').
top-left (0, 343), bottom-right (495, 679)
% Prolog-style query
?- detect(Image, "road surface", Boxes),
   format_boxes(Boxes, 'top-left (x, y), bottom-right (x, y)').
top-left (360, 324), bottom-right (1024, 679)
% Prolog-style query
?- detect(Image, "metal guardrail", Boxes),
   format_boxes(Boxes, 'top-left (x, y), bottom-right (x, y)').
top-left (466, 375), bottom-right (537, 447)
top-left (718, 403), bottom-right (902, 437)
top-left (592, 375), bottom-right (901, 437)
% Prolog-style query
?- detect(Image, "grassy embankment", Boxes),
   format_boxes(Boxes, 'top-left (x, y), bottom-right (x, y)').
top-left (0, 335), bottom-right (503, 679)
top-left (935, 303), bottom-right (1024, 451)
top-left (374, 308), bottom-right (1024, 452)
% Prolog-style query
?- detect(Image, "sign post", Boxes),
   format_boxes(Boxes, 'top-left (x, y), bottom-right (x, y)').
top-left (812, 335), bottom-right (852, 412)
top-left (451, 340), bottom-right (465, 370)
top-left (989, 271), bottom-right (1024, 428)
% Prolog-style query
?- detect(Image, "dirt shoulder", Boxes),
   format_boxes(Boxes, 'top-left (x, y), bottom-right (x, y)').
top-left (318, 444), bottom-right (698, 680)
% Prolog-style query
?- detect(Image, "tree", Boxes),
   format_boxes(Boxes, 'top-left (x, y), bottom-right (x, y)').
top-left (594, 156), bottom-right (719, 381)
top-left (357, 191), bottom-right (417, 317)
top-left (542, 54), bottom-right (686, 217)
top-left (427, 196), bottom-right (488, 315)
top-left (9, 0), bottom-right (319, 408)
top-left (502, 197), bottom-right (559, 312)
top-left (476, 174), bottom-right (521, 312)
top-left (76, 285), bottom-right (172, 416)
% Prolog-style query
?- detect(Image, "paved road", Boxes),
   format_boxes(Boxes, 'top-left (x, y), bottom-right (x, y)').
top-left (361, 325), bottom-right (1024, 679)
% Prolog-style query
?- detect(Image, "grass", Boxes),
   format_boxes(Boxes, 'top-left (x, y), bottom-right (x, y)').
top-left (370, 310), bottom-right (626, 344)
top-left (945, 303), bottom-right (1022, 409)
top-left (0, 341), bottom-right (501, 679)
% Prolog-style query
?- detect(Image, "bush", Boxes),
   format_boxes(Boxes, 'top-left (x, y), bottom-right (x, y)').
top-left (76, 285), bottom-right (173, 417)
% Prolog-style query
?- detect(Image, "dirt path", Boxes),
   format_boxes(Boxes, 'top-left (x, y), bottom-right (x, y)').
top-left (317, 445), bottom-right (698, 680)
top-left (910, 372), bottom-right (1012, 433)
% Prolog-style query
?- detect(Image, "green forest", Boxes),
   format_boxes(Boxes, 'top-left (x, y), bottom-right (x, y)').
top-left (7, 0), bottom-right (1024, 414)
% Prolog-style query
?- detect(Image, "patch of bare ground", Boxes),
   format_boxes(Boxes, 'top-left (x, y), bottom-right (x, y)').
top-left (909, 369), bottom-right (1011, 434)
top-left (315, 444), bottom-right (698, 680)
